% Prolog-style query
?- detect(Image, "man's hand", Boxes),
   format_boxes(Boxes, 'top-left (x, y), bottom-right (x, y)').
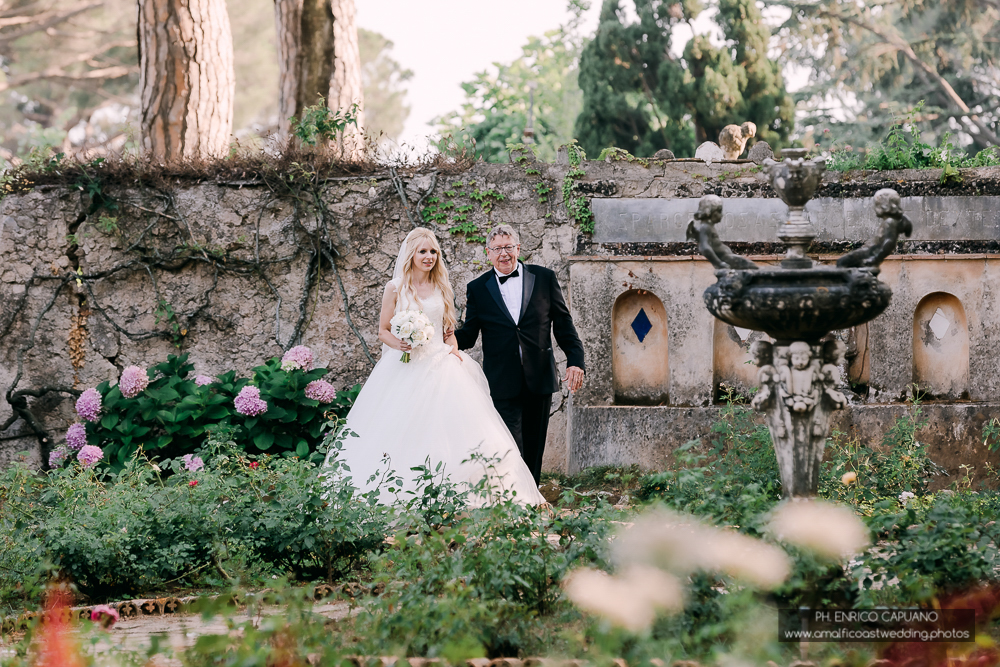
top-left (563, 366), bottom-right (585, 393)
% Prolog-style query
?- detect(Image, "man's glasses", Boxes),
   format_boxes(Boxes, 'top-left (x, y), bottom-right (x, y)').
top-left (488, 244), bottom-right (518, 254)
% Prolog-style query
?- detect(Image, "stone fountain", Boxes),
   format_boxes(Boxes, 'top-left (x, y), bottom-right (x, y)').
top-left (689, 148), bottom-right (913, 496)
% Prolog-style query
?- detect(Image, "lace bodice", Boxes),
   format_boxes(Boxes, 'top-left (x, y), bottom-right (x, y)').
top-left (414, 291), bottom-right (445, 344)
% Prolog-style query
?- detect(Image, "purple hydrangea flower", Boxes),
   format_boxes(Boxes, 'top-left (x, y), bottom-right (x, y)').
top-left (119, 365), bottom-right (149, 399)
top-left (66, 423), bottom-right (87, 451)
top-left (280, 345), bottom-right (314, 371)
top-left (195, 375), bottom-right (215, 386)
top-left (304, 379), bottom-right (337, 404)
top-left (182, 454), bottom-right (204, 472)
top-left (77, 444), bottom-right (104, 468)
top-left (49, 446), bottom-right (69, 468)
top-left (234, 385), bottom-right (268, 416)
top-left (76, 388), bottom-right (102, 422)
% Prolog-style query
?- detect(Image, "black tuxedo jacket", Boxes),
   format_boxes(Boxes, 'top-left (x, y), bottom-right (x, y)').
top-left (456, 264), bottom-right (585, 400)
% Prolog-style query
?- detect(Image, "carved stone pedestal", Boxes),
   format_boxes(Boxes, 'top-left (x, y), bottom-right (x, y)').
top-left (750, 339), bottom-right (848, 497)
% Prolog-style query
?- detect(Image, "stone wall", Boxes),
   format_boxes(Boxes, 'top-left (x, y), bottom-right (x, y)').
top-left (0, 163), bottom-right (579, 469)
top-left (3, 155), bottom-right (1000, 485)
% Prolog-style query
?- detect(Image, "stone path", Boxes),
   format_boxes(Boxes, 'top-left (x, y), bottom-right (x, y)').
top-left (0, 601), bottom-right (353, 666)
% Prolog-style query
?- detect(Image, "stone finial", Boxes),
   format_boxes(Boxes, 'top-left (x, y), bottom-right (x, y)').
top-left (718, 122), bottom-right (757, 160)
top-left (694, 141), bottom-right (725, 165)
top-left (653, 148), bottom-right (675, 160)
top-left (747, 141), bottom-right (774, 165)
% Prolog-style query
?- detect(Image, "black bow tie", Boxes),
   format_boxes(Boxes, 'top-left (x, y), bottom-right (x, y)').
top-left (497, 268), bottom-right (519, 284)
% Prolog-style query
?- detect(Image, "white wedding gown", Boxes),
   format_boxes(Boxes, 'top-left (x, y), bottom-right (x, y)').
top-left (324, 289), bottom-right (545, 506)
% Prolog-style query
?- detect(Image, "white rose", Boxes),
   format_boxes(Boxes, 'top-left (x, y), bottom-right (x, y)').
top-left (398, 322), bottom-right (415, 338)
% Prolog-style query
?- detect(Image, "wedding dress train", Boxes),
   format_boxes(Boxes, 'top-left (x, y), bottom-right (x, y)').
top-left (323, 289), bottom-right (546, 506)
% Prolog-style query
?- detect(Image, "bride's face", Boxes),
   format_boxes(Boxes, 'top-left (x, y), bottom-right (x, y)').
top-left (411, 239), bottom-right (438, 274)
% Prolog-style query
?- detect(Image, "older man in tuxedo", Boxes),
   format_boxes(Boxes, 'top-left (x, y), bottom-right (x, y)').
top-left (455, 224), bottom-right (585, 484)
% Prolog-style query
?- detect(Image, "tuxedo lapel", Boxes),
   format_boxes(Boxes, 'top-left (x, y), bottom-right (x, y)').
top-left (520, 265), bottom-right (536, 321)
top-left (484, 274), bottom-right (516, 325)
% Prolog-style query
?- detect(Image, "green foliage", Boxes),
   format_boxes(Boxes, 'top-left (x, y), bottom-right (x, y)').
top-left (73, 353), bottom-right (359, 467)
top-left (434, 1), bottom-right (590, 163)
top-left (562, 142), bottom-right (594, 232)
top-left (1, 424), bottom-right (388, 602)
top-left (290, 100), bottom-right (361, 146)
top-left (859, 493), bottom-right (1000, 605)
top-left (826, 106), bottom-right (1000, 173)
top-left (575, 0), bottom-right (793, 158)
top-left (819, 404), bottom-right (938, 509)
top-left (636, 402), bottom-right (780, 527)
top-left (349, 459), bottom-right (616, 657)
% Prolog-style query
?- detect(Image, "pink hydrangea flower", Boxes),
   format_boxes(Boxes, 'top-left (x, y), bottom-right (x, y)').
top-left (195, 375), bottom-right (215, 386)
top-left (65, 423), bottom-right (87, 451)
top-left (118, 365), bottom-right (149, 399)
top-left (90, 604), bottom-right (119, 629)
top-left (76, 388), bottom-right (102, 422)
top-left (77, 444), bottom-right (104, 468)
top-left (234, 385), bottom-right (268, 416)
top-left (182, 454), bottom-right (204, 472)
top-left (304, 379), bottom-right (337, 403)
top-left (49, 447), bottom-right (69, 468)
top-left (281, 345), bottom-right (314, 371)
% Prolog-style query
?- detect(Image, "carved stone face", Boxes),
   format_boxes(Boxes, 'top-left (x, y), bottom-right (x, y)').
top-left (873, 188), bottom-right (903, 217)
top-left (697, 195), bottom-right (723, 224)
top-left (789, 342), bottom-right (812, 370)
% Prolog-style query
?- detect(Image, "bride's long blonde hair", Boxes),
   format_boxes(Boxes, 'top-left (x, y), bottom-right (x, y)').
top-left (396, 228), bottom-right (457, 331)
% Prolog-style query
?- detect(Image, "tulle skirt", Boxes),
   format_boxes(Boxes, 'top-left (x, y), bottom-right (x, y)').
top-left (323, 341), bottom-right (545, 506)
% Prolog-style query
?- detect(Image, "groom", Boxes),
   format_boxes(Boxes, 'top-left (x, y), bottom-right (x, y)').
top-left (454, 224), bottom-right (585, 484)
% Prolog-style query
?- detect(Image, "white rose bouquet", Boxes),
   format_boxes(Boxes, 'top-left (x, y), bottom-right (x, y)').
top-left (390, 310), bottom-right (435, 363)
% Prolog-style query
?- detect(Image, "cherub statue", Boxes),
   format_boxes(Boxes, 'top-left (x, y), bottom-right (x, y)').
top-left (750, 340), bottom-right (778, 411)
top-left (819, 339), bottom-right (848, 410)
top-left (686, 195), bottom-right (759, 270)
top-left (779, 341), bottom-right (819, 413)
top-left (837, 189), bottom-right (913, 269)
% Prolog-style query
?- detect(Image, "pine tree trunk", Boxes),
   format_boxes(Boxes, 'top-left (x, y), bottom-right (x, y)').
top-left (138, 0), bottom-right (235, 160)
top-left (274, 0), bottom-right (365, 147)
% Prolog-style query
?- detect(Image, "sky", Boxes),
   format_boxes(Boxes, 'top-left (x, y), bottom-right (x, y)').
top-left (355, 1), bottom-right (602, 149)
top-left (355, 2), bottom-right (805, 150)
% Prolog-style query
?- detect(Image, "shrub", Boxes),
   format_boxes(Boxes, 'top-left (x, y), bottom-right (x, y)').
top-left (65, 351), bottom-right (360, 467)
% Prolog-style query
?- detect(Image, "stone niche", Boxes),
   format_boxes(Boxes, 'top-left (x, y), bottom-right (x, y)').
top-left (712, 320), bottom-right (769, 402)
top-left (612, 289), bottom-right (669, 405)
top-left (912, 292), bottom-right (970, 400)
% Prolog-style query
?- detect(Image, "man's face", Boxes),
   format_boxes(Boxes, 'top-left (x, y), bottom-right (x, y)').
top-left (487, 234), bottom-right (519, 275)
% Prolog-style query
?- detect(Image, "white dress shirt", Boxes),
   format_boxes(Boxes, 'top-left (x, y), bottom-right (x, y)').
top-left (495, 262), bottom-right (523, 325)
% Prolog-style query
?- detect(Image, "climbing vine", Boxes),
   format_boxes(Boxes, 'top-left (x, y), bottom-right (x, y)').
top-left (561, 141), bottom-right (594, 233)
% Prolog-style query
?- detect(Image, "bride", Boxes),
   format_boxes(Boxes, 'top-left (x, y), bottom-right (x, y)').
top-left (323, 228), bottom-right (545, 506)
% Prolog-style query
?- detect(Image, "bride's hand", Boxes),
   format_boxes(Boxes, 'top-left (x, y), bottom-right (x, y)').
top-left (449, 345), bottom-right (463, 362)
top-left (396, 338), bottom-right (412, 352)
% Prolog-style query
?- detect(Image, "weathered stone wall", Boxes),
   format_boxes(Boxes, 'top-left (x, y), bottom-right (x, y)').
top-left (0, 163), bottom-right (579, 469)
top-left (4, 155), bottom-right (1000, 485)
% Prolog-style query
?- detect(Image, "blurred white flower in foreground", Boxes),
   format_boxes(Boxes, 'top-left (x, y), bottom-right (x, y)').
top-left (563, 565), bottom-right (684, 632)
top-left (767, 498), bottom-right (870, 560)
top-left (614, 510), bottom-right (792, 589)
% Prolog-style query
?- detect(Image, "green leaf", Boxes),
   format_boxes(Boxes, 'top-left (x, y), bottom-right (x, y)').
top-left (100, 413), bottom-right (119, 430)
top-left (295, 441), bottom-right (309, 457)
top-left (254, 432), bottom-right (275, 450)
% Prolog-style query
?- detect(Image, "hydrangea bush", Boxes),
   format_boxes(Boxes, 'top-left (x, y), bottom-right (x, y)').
top-left (58, 351), bottom-right (361, 469)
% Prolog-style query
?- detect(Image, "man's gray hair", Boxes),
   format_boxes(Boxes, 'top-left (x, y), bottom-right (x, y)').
top-left (485, 224), bottom-right (520, 248)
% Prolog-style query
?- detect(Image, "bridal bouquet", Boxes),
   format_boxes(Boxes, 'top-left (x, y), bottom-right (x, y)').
top-left (390, 310), bottom-right (434, 363)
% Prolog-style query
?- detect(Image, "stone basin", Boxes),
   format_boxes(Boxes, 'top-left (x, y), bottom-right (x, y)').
top-left (702, 266), bottom-right (892, 342)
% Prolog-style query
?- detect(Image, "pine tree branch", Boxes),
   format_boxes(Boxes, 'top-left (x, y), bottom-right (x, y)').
top-left (0, 40), bottom-right (136, 94)
top-left (0, 1), bottom-right (102, 48)
top-left (815, 7), bottom-right (1000, 146)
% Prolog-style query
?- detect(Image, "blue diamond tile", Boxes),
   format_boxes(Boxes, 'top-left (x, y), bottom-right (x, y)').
top-left (631, 308), bottom-right (653, 343)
